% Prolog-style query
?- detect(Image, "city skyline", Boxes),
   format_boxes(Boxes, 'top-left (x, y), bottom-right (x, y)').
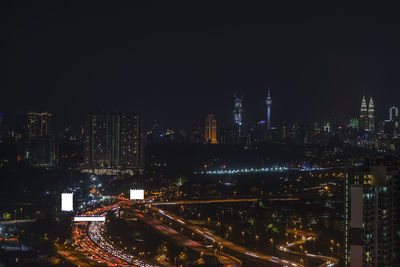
top-left (3, 3), bottom-right (400, 129)
top-left (2, 4), bottom-right (400, 266)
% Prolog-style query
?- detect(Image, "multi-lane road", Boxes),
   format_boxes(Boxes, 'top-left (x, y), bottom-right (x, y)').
top-left (141, 205), bottom-right (302, 267)
top-left (66, 198), bottom-right (338, 267)
top-left (131, 207), bottom-right (241, 266)
top-left (71, 202), bottom-right (158, 267)
top-left (277, 229), bottom-right (339, 267)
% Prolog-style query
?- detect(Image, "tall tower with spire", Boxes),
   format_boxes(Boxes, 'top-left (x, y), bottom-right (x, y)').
top-left (368, 97), bottom-right (375, 131)
top-left (266, 89), bottom-right (272, 130)
top-left (233, 92), bottom-right (243, 142)
top-left (360, 96), bottom-right (368, 131)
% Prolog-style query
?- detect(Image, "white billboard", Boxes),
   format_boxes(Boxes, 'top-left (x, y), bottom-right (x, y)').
top-left (74, 216), bottom-right (105, 222)
top-left (130, 189), bottom-right (144, 200)
top-left (61, 193), bottom-right (73, 211)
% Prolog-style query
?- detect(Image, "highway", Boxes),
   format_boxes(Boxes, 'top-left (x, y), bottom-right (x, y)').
top-left (67, 198), bottom-right (338, 267)
top-left (71, 202), bottom-right (158, 267)
top-left (130, 207), bottom-right (241, 266)
top-left (149, 198), bottom-right (258, 205)
top-left (144, 205), bottom-right (303, 267)
top-left (57, 244), bottom-right (102, 267)
top-left (277, 229), bottom-right (339, 267)
top-left (149, 197), bottom-right (299, 206)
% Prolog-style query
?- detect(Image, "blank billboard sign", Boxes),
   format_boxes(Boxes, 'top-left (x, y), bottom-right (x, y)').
top-left (74, 217), bottom-right (105, 222)
top-left (130, 189), bottom-right (144, 200)
top-left (61, 193), bottom-right (73, 211)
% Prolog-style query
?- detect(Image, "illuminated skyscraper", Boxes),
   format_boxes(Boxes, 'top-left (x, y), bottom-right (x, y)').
top-left (27, 112), bottom-right (52, 138)
top-left (83, 112), bottom-right (144, 174)
top-left (233, 93), bottom-right (243, 143)
top-left (266, 89), bottom-right (272, 130)
top-left (24, 112), bottom-right (55, 167)
top-left (204, 114), bottom-right (217, 144)
top-left (345, 156), bottom-right (400, 266)
top-left (360, 96), bottom-right (368, 132)
top-left (368, 97), bottom-right (375, 132)
top-left (389, 106), bottom-right (399, 128)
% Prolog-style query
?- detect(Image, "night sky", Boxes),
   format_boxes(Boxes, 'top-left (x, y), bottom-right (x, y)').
top-left (2, 2), bottom-right (400, 130)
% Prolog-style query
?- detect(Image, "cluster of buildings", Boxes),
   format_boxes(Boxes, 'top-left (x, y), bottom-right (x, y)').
top-left (148, 93), bottom-right (399, 153)
top-left (0, 112), bottom-right (145, 174)
top-left (0, 112), bottom-right (57, 167)
top-left (1, 93), bottom-right (399, 171)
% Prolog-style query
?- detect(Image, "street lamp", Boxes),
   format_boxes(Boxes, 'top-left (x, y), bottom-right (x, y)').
top-left (256, 235), bottom-right (259, 250)
top-left (270, 238), bottom-right (274, 253)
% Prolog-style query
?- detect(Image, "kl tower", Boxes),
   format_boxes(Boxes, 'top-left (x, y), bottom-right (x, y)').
top-left (266, 89), bottom-right (272, 130)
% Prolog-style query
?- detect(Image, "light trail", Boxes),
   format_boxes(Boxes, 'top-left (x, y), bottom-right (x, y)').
top-left (147, 205), bottom-right (302, 267)
top-left (277, 228), bottom-right (339, 267)
top-left (72, 202), bottom-right (158, 267)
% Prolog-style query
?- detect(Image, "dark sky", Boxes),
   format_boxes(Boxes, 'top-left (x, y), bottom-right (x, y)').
top-left (2, 2), bottom-right (400, 130)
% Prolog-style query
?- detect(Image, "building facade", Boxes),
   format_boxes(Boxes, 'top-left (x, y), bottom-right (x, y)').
top-left (27, 112), bottom-right (52, 138)
top-left (345, 156), bottom-right (400, 266)
top-left (389, 106), bottom-right (399, 128)
top-left (360, 96), bottom-right (369, 132)
top-left (204, 114), bottom-right (217, 144)
top-left (25, 112), bottom-right (55, 167)
top-left (83, 112), bottom-right (144, 174)
top-left (359, 96), bottom-right (375, 132)
top-left (368, 97), bottom-right (375, 132)
top-left (233, 93), bottom-right (243, 143)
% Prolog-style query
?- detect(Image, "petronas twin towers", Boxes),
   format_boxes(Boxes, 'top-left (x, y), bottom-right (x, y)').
top-left (360, 96), bottom-right (375, 132)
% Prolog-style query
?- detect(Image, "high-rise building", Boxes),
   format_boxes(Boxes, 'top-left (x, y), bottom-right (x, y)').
top-left (345, 156), bottom-right (400, 266)
top-left (83, 112), bottom-right (144, 174)
top-left (204, 114), bottom-right (217, 144)
top-left (384, 120), bottom-right (396, 138)
top-left (368, 97), bottom-right (375, 132)
top-left (350, 118), bottom-right (359, 129)
top-left (27, 112), bottom-right (52, 138)
top-left (217, 128), bottom-right (233, 145)
top-left (359, 96), bottom-right (375, 132)
top-left (389, 106), bottom-right (399, 128)
top-left (26, 137), bottom-right (56, 167)
top-left (266, 89), bottom-right (272, 130)
top-left (24, 112), bottom-right (55, 167)
top-left (360, 96), bottom-right (369, 132)
top-left (233, 93), bottom-right (243, 143)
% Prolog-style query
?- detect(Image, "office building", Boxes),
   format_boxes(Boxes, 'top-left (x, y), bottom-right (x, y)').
top-left (24, 112), bottom-right (55, 167)
top-left (360, 96), bottom-right (369, 132)
top-left (389, 106), bottom-right (399, 128)
top-left (233, 93), bottom-right (243, 143)
top-left (204, 114), bottom-right (217, 144)
top-left (83, 112), bottom-right (145, 175)
top-left (27, 112), bottom-right (52, 138)
top-left (26, 137), bottom-right (56, 167)
top-left (368, 97), bottom-right (375, 132)
top-left (217, 128), bottom-right (233, 145)
top-left (345, 156), bottom-right (400, 266)
top-left (359, 96), bottom-right (375, 132)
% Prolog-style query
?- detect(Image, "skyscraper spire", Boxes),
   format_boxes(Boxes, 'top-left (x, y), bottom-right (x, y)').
top-left (233, 92), bottom-right (243, 143)
top-left (266, 88), bottom-right (272, 130)
top-left (360, 96), bottom-right (368, 132)
top-left (368, 97), bottom-right (375, 131)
